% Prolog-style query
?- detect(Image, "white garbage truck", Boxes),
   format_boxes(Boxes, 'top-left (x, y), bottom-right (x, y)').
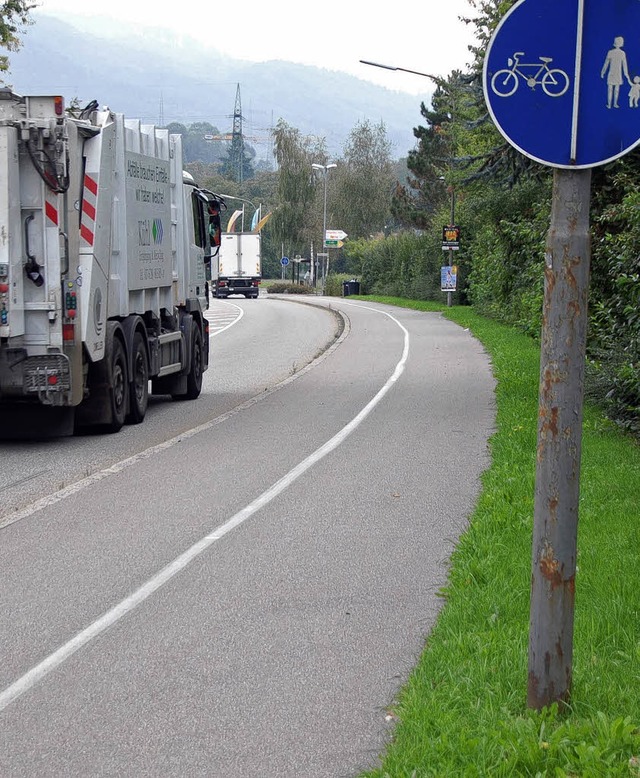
top-left (213, 232), bottom-right (261, 298)
top-left (0, 89), bottom-right (216, 437)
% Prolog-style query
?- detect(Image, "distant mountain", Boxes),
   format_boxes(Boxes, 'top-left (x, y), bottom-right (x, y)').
top-left (4, 12), bottom-right (425, 161)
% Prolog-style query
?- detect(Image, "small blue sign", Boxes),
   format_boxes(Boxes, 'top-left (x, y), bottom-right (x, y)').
top-left (281, 256), bottom-right (289, 266)
top-left (483, 0), bottom-right (640, 168)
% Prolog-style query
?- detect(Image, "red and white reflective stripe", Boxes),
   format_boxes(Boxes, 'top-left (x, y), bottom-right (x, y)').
top-left (45, 191), bottom-right (59, 227)
top-left (80, 173), bottom-right (98, 246)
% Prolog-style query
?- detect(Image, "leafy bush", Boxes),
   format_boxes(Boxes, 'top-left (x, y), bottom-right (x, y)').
top-left (588, 172), bottom-right (640, 435)
top-left (345, 232), bottom-right (447, 301)
top-left (463, 177), bottom-right (550, 336)
top-left (265, 282), bottom-right (311, 294)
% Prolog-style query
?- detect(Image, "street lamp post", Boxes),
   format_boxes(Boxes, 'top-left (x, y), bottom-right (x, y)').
top-left (312, 162), bottom-right (337, 289)
top-left (359, 59), bottom-right (447, 88)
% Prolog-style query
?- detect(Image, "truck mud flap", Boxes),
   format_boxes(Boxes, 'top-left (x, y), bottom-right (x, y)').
top-left (0, 404), bottom-right (75, 440)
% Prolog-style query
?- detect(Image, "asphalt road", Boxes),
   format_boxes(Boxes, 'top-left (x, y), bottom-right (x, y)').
top-left (0, 295), bottom-right (341, 524)
top-left (0, 295), bottom-right (495, 777)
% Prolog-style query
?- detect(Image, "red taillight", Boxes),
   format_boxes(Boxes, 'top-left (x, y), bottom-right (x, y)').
top-left (48, 375), bottom-right (58, 386)
top-left (54, 96), bottom-right (64, 116)
top-left (63, 323), bottom-right (75, 341)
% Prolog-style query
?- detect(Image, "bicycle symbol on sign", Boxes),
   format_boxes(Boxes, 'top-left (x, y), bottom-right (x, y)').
top-left (491, 52), bottom-right (570, 97)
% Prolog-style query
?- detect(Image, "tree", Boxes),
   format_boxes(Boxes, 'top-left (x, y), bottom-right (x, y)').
top-left (332, 119), bottom-right (395, 241)
top-left (1, 0), bottom-right (34, 77)
top-left (219, 134), bottom-right (256, 183)
top-left (392, 82), bottom-right (454, 230)
top-left (271, 119), bottom-right (326, 260)
top-left (460, 0), bottom-right (544, 186)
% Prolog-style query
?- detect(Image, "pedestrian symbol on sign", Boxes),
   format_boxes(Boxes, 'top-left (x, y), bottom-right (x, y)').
top-left (601, 36), bottom-right (629, 109)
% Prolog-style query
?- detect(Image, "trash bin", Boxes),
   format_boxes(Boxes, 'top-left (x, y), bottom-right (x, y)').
top-left (342, 281), bottom-right (351, 297)
top-left (347, 279), bottom-right (360, 295)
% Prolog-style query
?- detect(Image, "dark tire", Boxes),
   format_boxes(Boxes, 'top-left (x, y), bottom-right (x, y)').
top-left (185, 325), bottom-right (203, 400)
top-left (107, 336), bottom-right (128, 433)
top-left (126, 331), bottom-right (149, 424)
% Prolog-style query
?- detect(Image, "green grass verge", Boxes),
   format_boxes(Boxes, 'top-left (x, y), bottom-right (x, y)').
top-left (357, 297), bottom-right (640, 777)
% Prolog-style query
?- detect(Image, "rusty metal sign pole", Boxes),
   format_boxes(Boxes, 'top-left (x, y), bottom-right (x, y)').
top-left (527, 167), bottom-right (592, 710)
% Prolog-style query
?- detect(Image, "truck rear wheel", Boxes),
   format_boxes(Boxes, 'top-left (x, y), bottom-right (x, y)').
top-left (126, 331), bottom-right (149, 424)
top-left (185, 325), bottom-right (204, 399)
top-left (107, 336), bottom-right (128, 432)
top-left (173, 323), bottom-right (203, 401)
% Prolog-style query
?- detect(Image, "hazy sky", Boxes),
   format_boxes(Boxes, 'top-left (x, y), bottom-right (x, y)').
top-left (37, 0), bottom-right (477, 96)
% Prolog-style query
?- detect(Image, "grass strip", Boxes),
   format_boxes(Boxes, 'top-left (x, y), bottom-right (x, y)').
top-left (357, 297), bottom-right (640, 777)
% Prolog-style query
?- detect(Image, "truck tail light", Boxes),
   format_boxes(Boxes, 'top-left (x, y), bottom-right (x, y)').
top-left (54, 96), bottom-right (64, 116)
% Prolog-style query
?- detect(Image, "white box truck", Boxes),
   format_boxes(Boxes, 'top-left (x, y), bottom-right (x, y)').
top-left (213, 232), bottom-right (261, 299)
top-left (0, 90), bottom-right (216, 437)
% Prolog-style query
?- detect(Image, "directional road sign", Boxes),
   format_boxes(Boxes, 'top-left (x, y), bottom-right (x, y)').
top-left (281, 256), bottom-right (289, 266)
top-left (324, 240), bottom-right (344, 248)
top-left (483, 0), bottom-right (640, 168)
top-left (325, 229), bottom-right (347, 241)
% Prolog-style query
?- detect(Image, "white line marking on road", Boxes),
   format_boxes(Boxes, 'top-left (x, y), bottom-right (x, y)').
top-left (0, 307), bottom-right (408, 713)
top-left (205, 300), bottom-right (244, 337)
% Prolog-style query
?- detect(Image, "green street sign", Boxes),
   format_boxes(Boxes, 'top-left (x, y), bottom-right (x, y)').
top-left (324, 239), bottom-right (339, 247)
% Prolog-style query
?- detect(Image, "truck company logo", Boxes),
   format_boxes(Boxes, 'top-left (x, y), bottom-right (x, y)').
top-left (138, 219), bottom-right (163, 246)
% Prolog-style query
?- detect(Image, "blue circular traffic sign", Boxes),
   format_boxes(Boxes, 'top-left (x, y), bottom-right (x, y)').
top-left (484, 0), bottom-right (640, 168)
top-left (281, 256), bottom-right (289, 266)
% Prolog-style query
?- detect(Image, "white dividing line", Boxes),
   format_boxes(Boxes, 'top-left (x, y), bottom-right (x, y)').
top-left (570, 0), bottom-right (585, 162)
top-left (0, 306), bottom-right (408, 714)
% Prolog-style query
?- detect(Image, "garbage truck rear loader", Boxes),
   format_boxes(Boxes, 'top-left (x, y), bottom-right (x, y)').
top-left (0, 90), bottom-right (214, 438)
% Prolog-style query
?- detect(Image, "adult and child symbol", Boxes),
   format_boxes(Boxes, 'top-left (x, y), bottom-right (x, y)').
top-left (601, 36), bottom-right (640, 109)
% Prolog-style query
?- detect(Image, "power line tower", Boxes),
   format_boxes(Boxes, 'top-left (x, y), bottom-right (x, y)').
top-left (229, 83), bottom-right (245, 185)
top-left (214, 84), bottom-right (270, 180)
